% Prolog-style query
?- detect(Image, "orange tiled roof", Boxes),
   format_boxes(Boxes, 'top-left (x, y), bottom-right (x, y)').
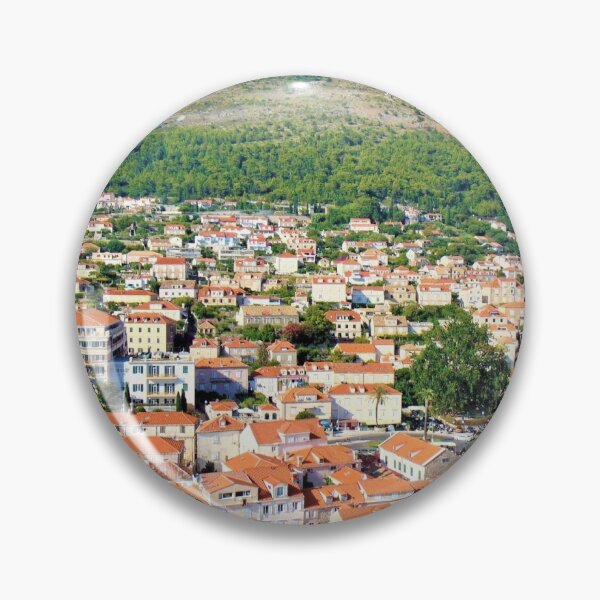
top-left (379, 432), bottom-right (445, 466)
top-left (125, 312), bottom-right (177, 324)
top-left (75, 308), bottom-right (119, 327)
top-left (123, 436), bottom-right (184, 455)
top-left (106, 412), bottom-right (197, 426)
top-left (286, 444), bottom-right (355, 468)
top-left (329, 383), bottom-right (399, 395)
top-left (248, 419), bottom-right (326, 445)
top-left (195, 357), bottom-right (248, 368)
top-left (197, 415), bottom-right (245, 433)
top-left (223, 452), bottom-right (285, 471)
top-left (280, 386), bottom-right (329, 404)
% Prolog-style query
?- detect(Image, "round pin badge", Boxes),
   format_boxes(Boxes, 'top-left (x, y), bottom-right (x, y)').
top-left (76, 76), bottom-right (524, 524)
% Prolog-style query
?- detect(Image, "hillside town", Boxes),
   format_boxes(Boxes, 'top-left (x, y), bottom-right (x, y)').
top-left (76, 192), bottom-right (524, 524)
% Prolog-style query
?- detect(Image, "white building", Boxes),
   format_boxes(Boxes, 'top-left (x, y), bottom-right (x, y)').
top-left (123, 354), bottom-right (194, 411)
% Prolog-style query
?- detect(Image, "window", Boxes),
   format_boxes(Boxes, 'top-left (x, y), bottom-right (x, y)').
top-left (275, 486), bottom-right (285, 498)
top-left (132, 365), bottom-right (144, 374)
top-left (182, 366), bottom-right (188, 374)
top-left (219, 492), bottom-right (232, 500)
top-left (263, 505), bottom-right (269, 515)
top-left (277, 504), bottom-right (284, 513)
top-left (159, 426), bottom-right (165, 434)
top-left (180, 426), bottom-right (185, 434)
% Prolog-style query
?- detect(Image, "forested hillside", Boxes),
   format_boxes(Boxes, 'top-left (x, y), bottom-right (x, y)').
top-left (105, 77), bottom-right (509, 228)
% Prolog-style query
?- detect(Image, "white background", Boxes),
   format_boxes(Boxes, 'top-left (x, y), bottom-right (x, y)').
top-left (1, 1), bottom-right (599, 598)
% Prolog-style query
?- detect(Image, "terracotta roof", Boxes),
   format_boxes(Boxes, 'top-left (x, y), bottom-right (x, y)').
top-left (330, 466), bottom-right (365, 485)
top-left (200, 471), bottom-right (257, 493)
top-left (337, 503), bottom-right (390, 521)
top-left (222, 339), bottom-right (259, 349)
top-left (123, 435), bottom-right (184, 456)
top-left (197, 286), bottom-right (244, 297)
top-left (195, 357), bottom-right (248, 368)
top-left (268, 340), bottom-right (296, 352)
top-left (248, 419), bottom-right (326, 445)
top-left (134, 300), bottom-right (181, 311)
top-left (197, 415), bottom-right (245, 433)
top-left (104, 288), bottom-right (155, 296)
top-left (286, 444), bottom-right (355, 468)
top-left (302, 483), bottom-right (364, 509)
top-left (125, 312), bottom-right (177, 324)
top-left (223, 452), bottom-right (285, 471)
top-left (208, 400), bottom-right (238, 411)
top-left (474, 304), bottom-right (507, 318)
top-left (304, 362), bottom-right (395, 374)
top-left (106, 412), bottom-right (197, 426)
top-left (335, 343), bottom-right (377, 354)
top-left (329, 383), bottom-right (399, 396)
top-left (75, 308), bottom-right (119, 327)
top-left (358, 475), bottom-right (416, 496)
top-left (312, 276), bottom-right (345, 284)
top-left (324, 310), bottom-right (361, 323)
top-left (241, 466), bottom-right (303, 500)
top-left (379, 432), bottom-right (445, 466)
top-left (155, 257), bottom-right (186, 265)
top-left (279, 386), bottom-right (329, 404)
top-left (240, 305), bottom-right (298, 316)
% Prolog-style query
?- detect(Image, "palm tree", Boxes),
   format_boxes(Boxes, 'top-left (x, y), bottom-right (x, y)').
top-left (370, 385), bottom-right (387, 427)
top-left (418, 387), bottom-right (435, 441)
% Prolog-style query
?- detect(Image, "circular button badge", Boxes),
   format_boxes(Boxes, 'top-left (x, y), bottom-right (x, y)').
top-left (76, 76), bottom-right (524, 524)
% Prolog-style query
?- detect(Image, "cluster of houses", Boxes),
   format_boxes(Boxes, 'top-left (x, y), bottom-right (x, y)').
top-left (75, 193), bottom-right (523, 523)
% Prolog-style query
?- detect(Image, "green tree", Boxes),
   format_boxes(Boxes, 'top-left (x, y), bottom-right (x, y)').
top-left (175, 391), bottom-right (183, 411)
top-left (295, 410), bottom-right (316, 420)
top-left (411, 313), bottom-right (510, 415)
top-left (180, 389), bottom-right (187, 412)
top-left (124, 384), bottom-right (131, 406)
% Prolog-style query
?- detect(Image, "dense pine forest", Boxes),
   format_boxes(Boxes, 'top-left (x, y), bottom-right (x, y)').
top-left (106, 77), bottom-right (510, 230)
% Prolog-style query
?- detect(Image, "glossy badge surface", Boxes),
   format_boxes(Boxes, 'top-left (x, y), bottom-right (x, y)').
top-left (75, 76), bottom-right (524, 524)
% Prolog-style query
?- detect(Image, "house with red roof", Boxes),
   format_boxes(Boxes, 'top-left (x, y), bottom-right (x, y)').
top-left (152, 256), bottom-right (188, 281)
top-left (379, 432), bottom-right (454, 481)
top-left (239, 418), bottom-right (327, 457)
top-left (275, 386), bottom-right (332, 421)
top-left (196, 415), bottom-right (246, 471)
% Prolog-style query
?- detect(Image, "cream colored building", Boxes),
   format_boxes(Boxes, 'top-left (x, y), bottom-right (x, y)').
top-left (196, 415), bottom-right (246, 471)
top-left (236, 305), bottom-right (299, 327)
top-left (311, 276), bottom-right (347, 303)
top-left (124, 312), bottom-right (176, 355)
top-left (108, 411), bottom-right (198, 467)
top-left (304, 362), bottom-right (395, 390)
top-left (275, 386), bottom-right (332, 421)
top-left (190, 338), bottom-right (219, 360)
top-left (239, 418), bottom-right (327, 458)
top-left (91, 251), bottom-right (124, 265)
top-left (325, 310), bottom-right (362, 339)
top-left (159, 280), bottom-right (196, 300)
top-left (370, 315), bottom-right (409, 337)
top-left (330, 383), bottom-right (402, 426)
top-left (103, 288), bottom-right (158, 305)
top-left (417, 280), bottom-right (453, 306)
top-left (152, 257), bottom-right (188, 281)
top-left (274, 253), bottom-right (299, 274)
top-left (76, 308), bottom-right (127, 382)
top-left (133, 300), bottom-right (182, 321)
